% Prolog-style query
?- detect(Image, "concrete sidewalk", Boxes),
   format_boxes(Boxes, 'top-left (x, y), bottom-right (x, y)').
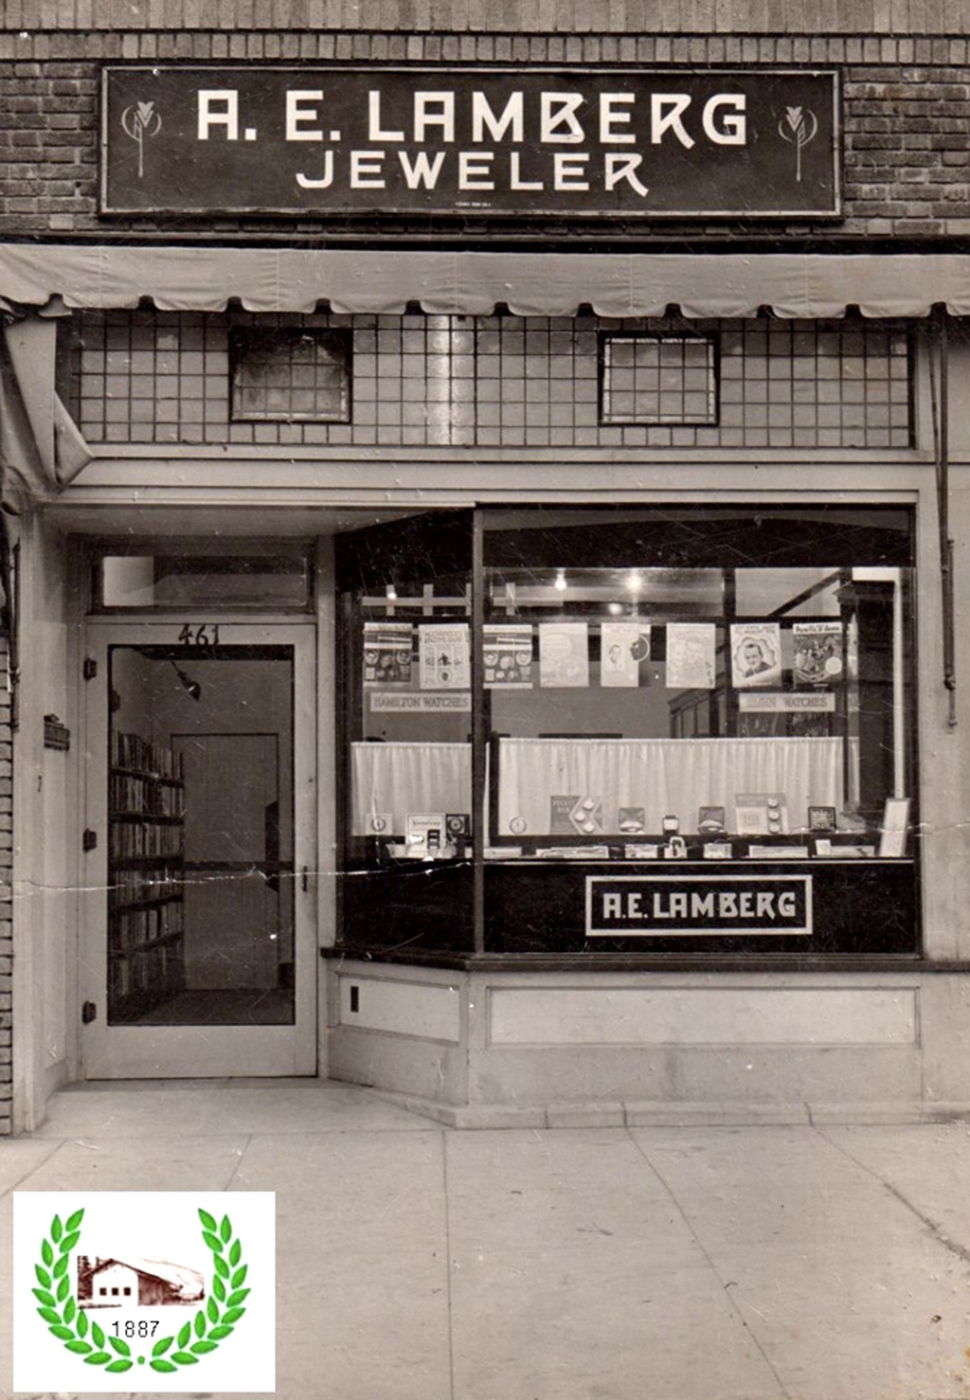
top-left (3, 1081), bottom-right (970, 1400)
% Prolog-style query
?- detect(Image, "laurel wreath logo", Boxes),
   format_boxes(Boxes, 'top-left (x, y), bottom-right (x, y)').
top-left (33, 1207), bottom-right (249, 1374)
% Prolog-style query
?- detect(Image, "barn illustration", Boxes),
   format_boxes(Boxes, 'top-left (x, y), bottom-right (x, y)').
top-left (76, 1254), bottom-right (205, 1308)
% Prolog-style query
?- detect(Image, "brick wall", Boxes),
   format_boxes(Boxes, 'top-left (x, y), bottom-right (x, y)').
top-left (0, 638), bottom-right (12, 1135)
top-left (2, 1), bottom-right (970, 37)
top-left (1, 34), bottom-right (969, 238)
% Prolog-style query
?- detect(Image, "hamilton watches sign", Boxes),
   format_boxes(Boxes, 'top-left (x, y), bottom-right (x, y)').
top-left (101, 67), bottom-right (839, 218)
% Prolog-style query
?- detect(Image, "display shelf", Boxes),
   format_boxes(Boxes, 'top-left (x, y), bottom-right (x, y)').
top-left (108, 730), bottom-right (186, 1021)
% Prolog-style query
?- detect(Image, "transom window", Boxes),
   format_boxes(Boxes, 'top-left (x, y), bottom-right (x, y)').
top-left (600, 333), bottom-right (719, 425)
top-left (229, 327), bottom-right (351, 422)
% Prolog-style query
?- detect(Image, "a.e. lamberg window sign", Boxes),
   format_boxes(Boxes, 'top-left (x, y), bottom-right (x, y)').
top-left (101, 67), bottom-right (840, 219)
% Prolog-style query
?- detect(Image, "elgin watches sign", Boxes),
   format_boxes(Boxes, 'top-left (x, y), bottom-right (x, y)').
top-left (586, 875), bottom-right (812, 938)
top-left (101, 67), bottom-right (840, 218)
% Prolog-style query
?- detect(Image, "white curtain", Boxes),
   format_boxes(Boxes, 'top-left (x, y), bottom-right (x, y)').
top-left (351, 742), bottom-right (471, 835)
top-left (496, 736), bottom-right (846, 836)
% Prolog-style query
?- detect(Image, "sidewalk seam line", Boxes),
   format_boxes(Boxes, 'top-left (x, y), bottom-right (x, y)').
top-left (814, 1125), bottom-right (970, 1268)
top-left (443, 1129), bottom-right (456, 1400)
top-left (223, 1131), bottom-right (254, 1190)
top-left (0, 1137), bottom-right (69, 1198)
top-left (625, 1126), bottom-right (794, 1400)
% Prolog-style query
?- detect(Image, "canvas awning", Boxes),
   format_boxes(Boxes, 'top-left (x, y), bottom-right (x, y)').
top-left (0, 244), bottom-right (969, 319)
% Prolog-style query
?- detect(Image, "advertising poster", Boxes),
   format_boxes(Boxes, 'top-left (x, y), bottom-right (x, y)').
top-left (362, 621), bottom-right (413, 688)
top-left (418, 623), bottom-right (470, 690)
top-left (793, 621), bottom-right (844, 685)
top-left (731, 622), bottom-right (782, 689)
top-left (666, 623), bottom-right (716, 690)
top-left (600, 623), bottom-right (651, 688)
top-left (483, 623), bottom-right (534, 688)
top-left (539, 623), bottom-right (590, 688)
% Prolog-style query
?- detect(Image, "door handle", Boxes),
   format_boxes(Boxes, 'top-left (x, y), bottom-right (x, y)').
top-left (302, 865), bottom-right (309, 892)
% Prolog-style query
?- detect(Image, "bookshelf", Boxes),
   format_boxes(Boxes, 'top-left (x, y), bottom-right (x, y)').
top-left (108, 730), bottom-right (186, 1022)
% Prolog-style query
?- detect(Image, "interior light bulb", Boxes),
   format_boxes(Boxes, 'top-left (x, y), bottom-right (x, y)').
top-left (554, 569), bottom-right (567, 592)
top-left (386, 584), bottom-right (397, 601)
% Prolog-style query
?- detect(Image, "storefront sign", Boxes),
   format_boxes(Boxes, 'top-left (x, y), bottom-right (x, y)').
top-left (586, 874), bottom-right (812, 936)
top-left (101, 67), bottom-right (840, 218)
top-left (370, 692), bottom-right (471, 711)
top-left (739, 693), bottom-right (836, 713)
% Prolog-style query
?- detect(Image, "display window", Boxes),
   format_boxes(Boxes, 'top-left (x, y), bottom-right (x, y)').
top-left (337, 506), bottom-right (917, 961)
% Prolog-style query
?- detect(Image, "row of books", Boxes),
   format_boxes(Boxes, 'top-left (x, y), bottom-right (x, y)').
top-left (111, 730), bottom-right (184, 781)
top-left (109, 773), bottom-right (185, 817)
top-left (108, 942), bottom-right (184, 1001)
top-left (109, 867), bottom-right (183, 907)
top-left (109, 901), bottom-right (184, 952)
top-left (109, 822), bottom-right (184, 860)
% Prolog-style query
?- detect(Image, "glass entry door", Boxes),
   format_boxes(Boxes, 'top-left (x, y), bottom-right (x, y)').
top-left (81, 622), bottom-right (316, 1078)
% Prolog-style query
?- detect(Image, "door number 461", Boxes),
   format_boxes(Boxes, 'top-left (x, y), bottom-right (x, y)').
top-left (178, 624), bottom-right (221, 646)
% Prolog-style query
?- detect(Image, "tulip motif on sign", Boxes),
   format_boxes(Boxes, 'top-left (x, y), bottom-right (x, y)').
top-left (778, 105), bottom-right (818, 183)
top-left (121, 101), bottom-right (162, 178)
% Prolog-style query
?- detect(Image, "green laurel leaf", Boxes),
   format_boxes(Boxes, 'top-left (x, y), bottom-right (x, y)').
top-left (77, 1309), bottom-right (89, 1338)
top-left (171, 1350), bottom-right (199, 1364)
top-left (151, 1359), bottom-right (178, 1373)
top-left (49, 1324), bottom-right (75, 1340)
top-left (109, 1334), bottom-right (131, 1357)
top-left (106, 1359), bottom-right (134, 1373)
top-left (202, 1230), bottom-right (223, 1253)
top-left (65, 1208), bottom-right (85, 1232)
top-left (227, 1287), bottom-right (251, 1307)
top-left (199, 1208), bottom-right (218, 1232)
top-left (212, 1274), bottom-right (226, 1302)
top-left (51, 1215), bottom-right (63, 1244)
top-left (231, 1263), bottom-right (247, 1287)
top-left (92, 1319), bottom-right (105, 1348)
top-left (85, 1351), bottom-right (113, 1365)
top-left (37, 1307), bottom-right (61, 1325)
top-left (178, 1320), bottom-right (192, 1348)
top-left (191, 1339), bottom-right (219, 1354)
top-left (207, 1324), bottom-right (235, 1340)
top-left (194, 1309), bottom-right (207, 1338)
top-left (213, 1253), bottom-right (230, 1279)
top-left (32, 1287), bottom-right (56, 1308)
top-left (222, 1307), bottom-right (246, 1325)
top-left (53, 1253), bottom-right (70, 1278)
top-left (153, 1335), bottom-right (174, 1357)
top-left (220, 1214), bottom-right (232, 1243)
top-left (56, 1275), bottom-right (70, 1302)
top-left (41, 1238), bottom-right (53, 1266)
top-left (34, 1264), bottom-right (51, 1288)
top-left (207, 1295), bottom-right (219, 1322)
top-left (63, 1296), bottom-right (76, 1325)
top-left (229, 1238), bottom-right (242, 1267)
top-left (61, 1230), bottom-right (81, 1254)
top-left (65, 1339), bottom-right (93, 1354)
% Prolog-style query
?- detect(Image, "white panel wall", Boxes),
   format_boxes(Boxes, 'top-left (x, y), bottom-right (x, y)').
top-left (338, 975), bottom-right (461, 1042)
top-left (488, 986), bottom-right (918, 1047)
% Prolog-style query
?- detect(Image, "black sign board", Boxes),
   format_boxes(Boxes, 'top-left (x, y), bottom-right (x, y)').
top-left (101, 67), bottom-right (840, 219)
top-left (586, 874), bottom-right (812, 937)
